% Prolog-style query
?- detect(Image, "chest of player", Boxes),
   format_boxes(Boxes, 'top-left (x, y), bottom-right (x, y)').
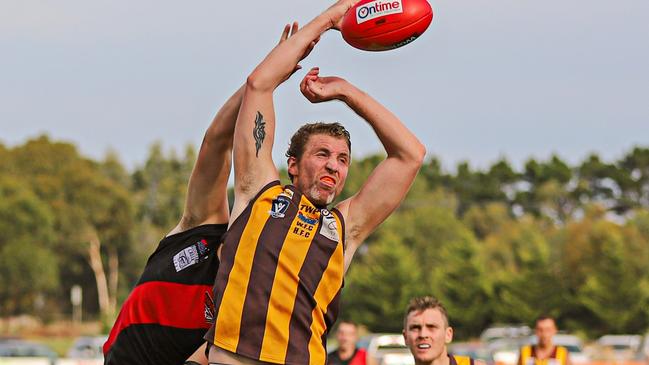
top-left (249, 184), bottom-right (344, 247)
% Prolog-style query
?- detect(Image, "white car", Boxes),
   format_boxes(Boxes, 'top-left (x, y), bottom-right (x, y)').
top-left (596, 334), bottom-right (642, 361)
top-left (480, 325), bottom-right (531, 344)
top-left (361, 333), bottom-right (414, 365)
top-left (488, 338), bottom-right (524, 365)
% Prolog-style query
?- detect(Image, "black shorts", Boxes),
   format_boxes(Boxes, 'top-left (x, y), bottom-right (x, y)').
top-left (104, 224), bottom-right (227, 365)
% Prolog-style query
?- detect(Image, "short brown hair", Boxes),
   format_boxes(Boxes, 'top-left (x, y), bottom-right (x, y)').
top-left (403, 296), bottom-right (449, 329)
top-left (535, 315), bottom-right (556, 326)
top-left (285, 122), bottom-right (351, 181)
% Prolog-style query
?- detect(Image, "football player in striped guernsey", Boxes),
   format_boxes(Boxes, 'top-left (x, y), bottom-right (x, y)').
top-left (403, 296), bottom-right (485, 365)
top-left (204, 0), bottom-right (426, 364)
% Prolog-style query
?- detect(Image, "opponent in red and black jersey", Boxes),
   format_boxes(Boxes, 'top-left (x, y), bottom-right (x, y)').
top-left (103, 61), bottom-right (249, 363)
top-left (103, 223), bottom-right (226, 365)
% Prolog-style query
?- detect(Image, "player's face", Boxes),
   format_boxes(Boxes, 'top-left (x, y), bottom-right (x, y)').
top-left (535, 318), bottom-right (557, 348)
top-left (403, 308), bottom-right (453, 365)
top-left (336, 323), bottom-right (358, 352)
top-left (288, 134), bottom-right (350, 206)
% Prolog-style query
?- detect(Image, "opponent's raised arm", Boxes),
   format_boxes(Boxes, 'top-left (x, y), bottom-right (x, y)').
top-left (231, 0), bottom-right (359, 219)
top-left (167, 85), bottom-right (243, 236)
top-left (301, 68), bottom-right (426, 270)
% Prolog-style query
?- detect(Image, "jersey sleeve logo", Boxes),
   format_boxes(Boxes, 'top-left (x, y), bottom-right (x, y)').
top-left (319, 209), bottom-right (340, 242)
top-left (172, 239), bottom-right (211, 272)
top-left (269, 195), bottom-right (291, 218)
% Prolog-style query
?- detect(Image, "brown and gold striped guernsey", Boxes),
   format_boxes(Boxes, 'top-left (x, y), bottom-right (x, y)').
top-left (205, 181), bottom-right (345, 365)
top-left (450, 354), bottom-right (475, 365)
top-left (519, 345), bottom-right (568, 365)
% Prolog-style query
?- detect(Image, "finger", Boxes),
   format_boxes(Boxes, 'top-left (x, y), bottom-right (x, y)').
top-left (290, 22), bottom-right (299, 37)
top-left (306, 79), bottom-right (318, 93)
top-left (303, 77), bottom-right (317, 95)
top-left (300, 74), bottom-right (309, 93)
top-left (280, 23), bottom-right (291, 43)
top-left (303, 39), bottom-right (318, 58)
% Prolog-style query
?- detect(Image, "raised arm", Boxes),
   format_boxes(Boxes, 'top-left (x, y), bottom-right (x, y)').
top-left (167, 24), bottom-right (302, 237)
top-left (166, 85), bottom-right (242, 237)
top-left (300, 68), bottom-right (426, 271)
top-left (230, 0), bottom-right (359, 221)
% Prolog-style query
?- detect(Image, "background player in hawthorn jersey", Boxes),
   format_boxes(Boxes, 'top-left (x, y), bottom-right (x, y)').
top-left (204, 0), bottom-right (426, 364)
top-left (103, 23), bottom-right (306, 365)
top-left (517, 316), bottom-right (571, 365)
top-left (403, 296), bottom-right (485, 365)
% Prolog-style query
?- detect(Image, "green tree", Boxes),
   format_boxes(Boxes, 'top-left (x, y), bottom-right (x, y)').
top-left (463, 202), bottom-right (512, 240)
top-left (515, 155), bottom-right (575, 223)
top-left (376, 189), bottom-right (490, 338)
top-left (4, 135), bottom-right (135, 322)
top-left (132, 142), bottom-right (196, 232)
top-left (615, 147), bottom-right (649, 211)
top-left (342, 237), bottom-right (422, 332)
top-left (576, 221), bottom-right (649, 335)
top-left (483, 216), bottom-right (564, 324)
top-left (0, 176), bottom-right (58, 317)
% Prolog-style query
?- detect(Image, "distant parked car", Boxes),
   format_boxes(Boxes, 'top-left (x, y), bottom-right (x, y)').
top-left (597, 334), bottom-right (642, 361)
top-left (66, 335), bottom-right (108, 359)
top-left (488, 338), bottom-right (526, 365)
top-left (480, 325), bottom-right (531, 344)
top-left (638, 333), bottom-right (649, 361)
top-left (361, 333), bottom-right (414, 365)
top-left (0, 339), bottom-right (57, 365)
top-left (525, 334), bottom-right (590, 364)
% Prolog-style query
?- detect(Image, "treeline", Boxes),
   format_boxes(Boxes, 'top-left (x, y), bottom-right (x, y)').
top-left (1, 135), bottom-right (648, 338)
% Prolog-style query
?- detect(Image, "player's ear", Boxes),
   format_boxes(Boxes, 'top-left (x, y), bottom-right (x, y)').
top-left (287, 156), bottom-right (299, 177)
top-left (445, 326), bottom-right (453, 344)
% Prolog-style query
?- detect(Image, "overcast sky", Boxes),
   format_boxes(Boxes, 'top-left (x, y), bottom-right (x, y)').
top-left (1, 0), bottom-right (648, 172)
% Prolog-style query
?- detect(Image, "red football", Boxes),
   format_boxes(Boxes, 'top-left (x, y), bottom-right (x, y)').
top-left (340, 0), bottom-right (433, 51)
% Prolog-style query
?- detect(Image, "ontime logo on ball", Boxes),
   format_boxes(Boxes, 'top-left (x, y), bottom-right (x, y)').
top-left (356, 0), bottom-right (403, 24)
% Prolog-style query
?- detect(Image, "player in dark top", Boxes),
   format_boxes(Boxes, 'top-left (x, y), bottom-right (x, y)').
top-left (103, 23), bottom-right (308, 365)
top-left (327, 321), bottom-right (367, 365)
top-left (103, 224), bottom-right (226, 365)
top-left (103, 77), bottom-right (244, 365)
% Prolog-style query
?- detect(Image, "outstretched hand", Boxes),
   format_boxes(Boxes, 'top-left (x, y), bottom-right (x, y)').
top-left (300, 67), bottom-right (348, 103)
top-left (278, 22), bottom-right (320, 83)
top-left (326, 0), bottom-right (361, 30)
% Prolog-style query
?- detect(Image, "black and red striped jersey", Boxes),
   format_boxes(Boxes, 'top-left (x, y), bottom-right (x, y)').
top-left (104, 224), bottom-right (227, 365)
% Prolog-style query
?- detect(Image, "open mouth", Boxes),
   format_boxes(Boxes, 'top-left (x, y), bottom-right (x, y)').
top-left (417, 343), bottom-right (431, 349)
top-left (320, 176), bottom-right (335, 187)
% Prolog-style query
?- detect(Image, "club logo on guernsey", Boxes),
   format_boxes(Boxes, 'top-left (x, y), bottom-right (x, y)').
top-left (173, 239), bottom-right (210, 272)
top-left (356, 0), bottom-right (403, 24)
top-left (319, 209), bottom-right (340, 242)
top-left (269, 195), bottom-right (291, 218)
top-left (204, 291), bottom-right (216, 324)
top-left (293, 204), bottom-right (320, 238)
